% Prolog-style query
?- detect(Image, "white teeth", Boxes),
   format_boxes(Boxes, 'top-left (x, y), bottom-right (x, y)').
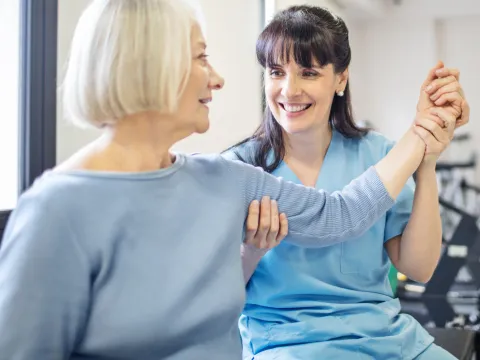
top-left (283, 104), bottom-right (309, 113)
top-left (199, 99), bottom-right (211, 104)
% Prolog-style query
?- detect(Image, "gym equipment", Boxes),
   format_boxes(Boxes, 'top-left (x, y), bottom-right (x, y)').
top-left (427, 327), bottom-right (478, 360)
top-left (398, 200), bottom-right (480, 328)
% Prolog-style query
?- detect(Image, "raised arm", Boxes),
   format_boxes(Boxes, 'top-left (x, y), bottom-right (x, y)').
top-left (225, 127), bottom-right (427, 248)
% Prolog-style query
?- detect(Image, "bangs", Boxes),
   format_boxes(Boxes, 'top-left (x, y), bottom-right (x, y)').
top-left (256, 11), bottom-right (338, 69)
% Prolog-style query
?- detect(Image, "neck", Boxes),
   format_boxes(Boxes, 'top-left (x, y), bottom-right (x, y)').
top-left (284, 121), bottom-right (332, 167)
top-left (98, 112), bottom-right (184, 171)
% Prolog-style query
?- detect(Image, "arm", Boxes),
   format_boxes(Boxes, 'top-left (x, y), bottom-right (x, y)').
top-left (385, 64), bottom-right (468, 282)
top-left (0, 191), bottom-right (90, 359)
top-left (225, 127), bottom-right (425, 248)
top-left (385, 163), bottom-right (441, 283)
top-left (386, 107), bottom-right (456, 282)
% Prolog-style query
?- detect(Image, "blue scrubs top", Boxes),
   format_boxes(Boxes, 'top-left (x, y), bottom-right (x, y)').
top-left (230, 130), bottom-right (434, 360)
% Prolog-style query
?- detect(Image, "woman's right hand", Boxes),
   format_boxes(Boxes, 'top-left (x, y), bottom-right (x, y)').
top-left (245, 196), bottom-right (288, 250)
top-left (412, 106), bottom-right (456, 165)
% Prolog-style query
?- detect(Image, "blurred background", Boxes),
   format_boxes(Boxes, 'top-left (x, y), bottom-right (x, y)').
top-left (1, 0), bottom-right (480, 357)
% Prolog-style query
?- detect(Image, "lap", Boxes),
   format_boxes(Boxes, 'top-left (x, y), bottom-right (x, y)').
top-left (414, 344), bottom-right (458, 360)
top-left (244, 343), bottom-right (458, 360)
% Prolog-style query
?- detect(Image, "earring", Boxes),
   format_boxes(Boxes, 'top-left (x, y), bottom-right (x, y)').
top-left (337, 90), bottom-right (344, 97)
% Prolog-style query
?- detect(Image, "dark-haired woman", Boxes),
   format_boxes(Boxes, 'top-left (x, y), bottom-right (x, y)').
top-left (225, 5), bottom-right (469, 360)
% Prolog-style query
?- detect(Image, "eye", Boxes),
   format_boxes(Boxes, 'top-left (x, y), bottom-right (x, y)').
top-left (198, 53), bottom-right (209, 64)
top-left (269, 69), bottom-right (284, 77)
top-left (303, 70), bottom-right (319, 78)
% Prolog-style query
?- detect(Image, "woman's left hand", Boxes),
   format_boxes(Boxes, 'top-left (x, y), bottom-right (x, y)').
top-left (418, 61), bottom-right (470, 128)
top-left (412, 107), bottom-right (456, 166)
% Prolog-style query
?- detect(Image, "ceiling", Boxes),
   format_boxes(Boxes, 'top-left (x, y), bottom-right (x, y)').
top-left (330, 0), bottom-right (480, 20)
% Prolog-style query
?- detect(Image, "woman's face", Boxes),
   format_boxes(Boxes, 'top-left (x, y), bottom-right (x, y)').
top-left (175, 23), bottom-right (224, 135)
top-left (265, 56), bottom-right (347, 135)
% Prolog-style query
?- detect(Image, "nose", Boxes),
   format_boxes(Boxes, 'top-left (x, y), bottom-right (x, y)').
top-left (208, 64), bottom-right (225, 90)
top-left (281, 75), bottom-right (300, 98)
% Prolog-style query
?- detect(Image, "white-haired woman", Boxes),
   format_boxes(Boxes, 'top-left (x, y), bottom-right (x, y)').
top-left (0, 0), bottom-right (458, 359)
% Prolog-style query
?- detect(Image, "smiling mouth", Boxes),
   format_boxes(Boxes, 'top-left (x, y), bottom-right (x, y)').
top-left (199, 98), bottom-right (212, 105)
top-left (280, 103), bottom-right (312, 113)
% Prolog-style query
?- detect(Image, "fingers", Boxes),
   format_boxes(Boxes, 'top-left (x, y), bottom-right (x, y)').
top-left (435, 67), bottom-right (460, 80)
top-left (413, 126), bottom-right (444, 155)
top-left (245, 197), bottom-right (286, 250)
top-left (265, 200), bottom-right (280, 247)
top-left (434, 92), bottom-right (464, 111)
top-left (425, 75), bottom-right (458, 97)
top-left (257, 196), bottom-right (272, 248)
top-left (245, 200), bottom-right (260, 245)
top-left (457, 99), bottom-right (470, 128)
top-left (421, 60), bottom-right (444, 90)
top-left (277, 213), bottom-right (288, 242)
top-left (430, 107), bottom-right (456, 134)
top-left (414, 114), bottom-right (449, 144)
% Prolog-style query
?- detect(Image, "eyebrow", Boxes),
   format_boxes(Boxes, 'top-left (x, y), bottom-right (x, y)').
top-left (268, 63), bottom-right (324, 70)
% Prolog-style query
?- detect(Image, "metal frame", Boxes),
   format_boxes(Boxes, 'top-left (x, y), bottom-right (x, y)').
top-left (0, 0), bottom-right (58, 242)
top-left (19, 0), bottom-right (58, 193)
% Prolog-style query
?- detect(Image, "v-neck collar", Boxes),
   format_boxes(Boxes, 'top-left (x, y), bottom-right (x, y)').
top-left (272, 130), bottom-right (340, 188)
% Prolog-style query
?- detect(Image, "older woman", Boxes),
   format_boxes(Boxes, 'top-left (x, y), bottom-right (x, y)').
top-left (0, 1), bottom-right (457, 359)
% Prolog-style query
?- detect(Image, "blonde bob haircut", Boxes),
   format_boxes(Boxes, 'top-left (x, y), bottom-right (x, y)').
top-left (62, 0), bottom-right (205, 128)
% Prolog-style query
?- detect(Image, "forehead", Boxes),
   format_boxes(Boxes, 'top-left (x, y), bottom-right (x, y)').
top-left (191, 22), bottom-right (206, 47)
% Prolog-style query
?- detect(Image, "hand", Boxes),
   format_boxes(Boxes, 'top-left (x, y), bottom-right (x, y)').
top-left (413, 107), bottom-right (456, 166)
top-left (245, 196), bottom-right (288, 250)
top-left (418, 61), bottom-right (470, 128)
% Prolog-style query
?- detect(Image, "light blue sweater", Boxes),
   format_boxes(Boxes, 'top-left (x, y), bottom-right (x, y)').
top-left (0, 153), bottom-right (394, 360)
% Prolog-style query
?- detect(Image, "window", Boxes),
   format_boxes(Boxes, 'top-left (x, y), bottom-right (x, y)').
top-left (0, 0), bottom-right (21, 212)
top-left (0, 0), bottom-right (58, 242)
top-left (264, 0), bottom-right (275, 25)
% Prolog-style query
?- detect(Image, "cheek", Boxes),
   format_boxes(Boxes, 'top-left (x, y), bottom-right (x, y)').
top-left (265, 83), bottom-right (279, 107)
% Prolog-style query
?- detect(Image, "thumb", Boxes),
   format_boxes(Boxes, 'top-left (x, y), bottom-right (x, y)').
top-left (421, 60), bottom-right (444, 90)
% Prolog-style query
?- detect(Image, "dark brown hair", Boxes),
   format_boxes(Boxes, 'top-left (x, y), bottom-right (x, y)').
top-left (227, 5), bottom-right (368, 172)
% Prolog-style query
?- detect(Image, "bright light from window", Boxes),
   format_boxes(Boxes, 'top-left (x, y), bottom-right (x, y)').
top-left (0, 0), bottom-right (20, 210)
top-left (265, 0), bottom-right (275, 26)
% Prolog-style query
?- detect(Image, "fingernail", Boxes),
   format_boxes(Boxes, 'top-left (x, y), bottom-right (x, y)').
top-left (425, 85), bottom-right (433, 92)
top-left (271, 200), bottom-right (277, 205)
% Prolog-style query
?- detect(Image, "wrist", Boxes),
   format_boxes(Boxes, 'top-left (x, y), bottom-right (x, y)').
top-left (417, 158), bottom-right (437, 175)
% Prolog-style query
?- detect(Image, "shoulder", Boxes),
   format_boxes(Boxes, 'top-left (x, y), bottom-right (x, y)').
top-left (186, 152), bottom-right (258, 175)
top-left (221, 139), bottom-right (259, 164)
top-left (343, 130), bottom-right (396, 157)
top-left (11, 172), bottom-right (99, 226)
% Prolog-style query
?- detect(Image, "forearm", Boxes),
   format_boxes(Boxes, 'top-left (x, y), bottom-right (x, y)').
top-left (241, 243), bottom-right (267, 284)
top-left (374, 128), bottom-right (425, 200)
top-left (398, 163), bottom-right (442, 282)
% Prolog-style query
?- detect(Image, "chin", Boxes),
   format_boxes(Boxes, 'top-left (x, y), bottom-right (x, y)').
top-left (195, 118), bottom-right (210, 134)
top-left (279, 118), bottom-right (312, 134)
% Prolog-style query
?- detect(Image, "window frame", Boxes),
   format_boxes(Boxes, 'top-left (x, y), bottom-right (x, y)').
top-left (0, 0), bottom-right (58, 242)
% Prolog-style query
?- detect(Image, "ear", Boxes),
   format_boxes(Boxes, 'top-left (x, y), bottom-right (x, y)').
top-left (336, 68), bottom-right (349, 91)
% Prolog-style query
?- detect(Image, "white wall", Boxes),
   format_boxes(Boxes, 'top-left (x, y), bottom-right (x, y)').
top-left (441, 16), bottom-right (480, 164)
top-left (276, 0), bottom-right (345, 16)
top-left (174, 0), bottom-right (262, 153)
top-left (56, 0), bottom-right (262, 162)
top-left (346, 9), bottom-right (480, 181)
top-left (348, 18), bottom-right (437, 139)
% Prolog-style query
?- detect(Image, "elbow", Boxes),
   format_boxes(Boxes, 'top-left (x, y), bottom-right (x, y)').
top-left (404, 263), bottom-right (438, 284)
top-left (409, 271), bottom-right (434, 284)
